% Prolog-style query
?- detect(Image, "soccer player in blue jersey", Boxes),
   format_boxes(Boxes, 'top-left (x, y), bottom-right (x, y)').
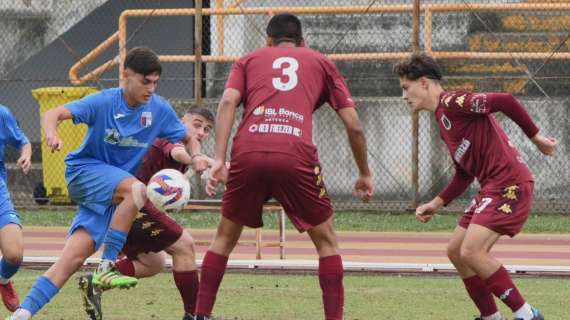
top-left (8, 47), bottom-right (206, 320)
top-left (0, 105), bottom-right (31, 313)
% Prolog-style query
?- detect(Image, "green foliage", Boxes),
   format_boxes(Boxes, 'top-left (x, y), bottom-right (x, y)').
top-left (18, 210), bottom-right (570, 233)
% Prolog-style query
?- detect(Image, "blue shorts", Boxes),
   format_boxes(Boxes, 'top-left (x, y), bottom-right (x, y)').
top-left (66, 161), bottom-right (132, 215)
top-left (65, 161), bottom-right (133, 249)
top-left (69, 205), bottom-right (114, 250)
top-left (0, 179), bottom-right (21, 229)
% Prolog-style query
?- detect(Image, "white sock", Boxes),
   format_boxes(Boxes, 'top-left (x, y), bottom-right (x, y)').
top-left (11, 308), bottom-right (32, 320)
top-left (482, 311), bottom-right (503, 320)
top-left (514, 303), bottom-right (533, 319)
top-left (97, 259), bottom-right (115, 273)
top-left (0, 276), bottom-right (10, 285)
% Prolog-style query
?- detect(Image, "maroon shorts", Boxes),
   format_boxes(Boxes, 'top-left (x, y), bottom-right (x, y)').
top-left (222, 152), bottom-right (333, 232)
top-left (122, 202), bottom-right (184, 260)
top-left (458, 181), bottom-right (534, 237)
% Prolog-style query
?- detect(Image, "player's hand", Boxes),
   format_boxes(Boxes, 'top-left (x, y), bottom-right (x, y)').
top-left (17, 154), bottom-right (31, 175)
top-left (353, 174), bottom-right (373, 202)
top-left (45, 132), bottom-right (63, 152)
top-left (531, 134), bottom-right (558, 156)
top-left (415, 198), bottom-right (443, 223)
top-left (206, 160), bottom-right (229, 196)
top-left (191, 154), bottom-right (209, 173)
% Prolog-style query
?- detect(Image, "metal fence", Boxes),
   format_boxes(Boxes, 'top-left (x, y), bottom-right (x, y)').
top-left (1, 0), bottom-right (568, 213)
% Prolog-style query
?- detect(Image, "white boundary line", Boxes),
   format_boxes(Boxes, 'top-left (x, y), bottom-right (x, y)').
top-left (22, 256), bottom-right (570, 275)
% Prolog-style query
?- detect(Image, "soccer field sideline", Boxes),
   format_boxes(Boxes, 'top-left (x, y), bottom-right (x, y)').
top-left (20, 226), bottom-right (570, 276)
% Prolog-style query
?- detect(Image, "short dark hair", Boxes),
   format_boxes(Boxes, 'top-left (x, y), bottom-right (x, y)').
top-left (187, 106), bottom-right (215, 125)
top-left (393, 53), bottom-right (443, 81)
top-left (124, 47), bottom-right (162, 76)
top-left (266, 13), bottom-right (303, 45)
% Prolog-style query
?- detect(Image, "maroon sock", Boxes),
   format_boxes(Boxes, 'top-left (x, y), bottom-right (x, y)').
top-left (463, 275), bottom-right (499, 317)
top-left (484, 266), bottom-right (526, 312)
top-left (115, 258), bottom-right (136, 277)
top-left (173, 270), bottom-right (199, 315)
top-left (195, 251), bottom-right (228, 317)
top-left (319, 255), bottom-right (344, 320)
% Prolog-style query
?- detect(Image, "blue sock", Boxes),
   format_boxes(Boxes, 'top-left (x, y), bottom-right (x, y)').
top-left (101, 228), bottom-right (127, 261)
top-left (0, 257), bottom-right (20, 280)
top-left (20, 276), bottom-right (59, 315)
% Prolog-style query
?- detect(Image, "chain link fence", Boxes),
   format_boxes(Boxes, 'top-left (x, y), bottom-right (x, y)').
top-left (1, 0), bottom-right (568, 213)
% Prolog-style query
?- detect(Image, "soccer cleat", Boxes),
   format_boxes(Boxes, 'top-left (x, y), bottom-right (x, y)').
top-left (514, 307), bottom-right (544, 320)
top-left (474, 316), bottom-right (506, 320)
top-left (0, 281), bottom-right (19, 312)
top-left (193, 316), bottom-right (212, 320)
top-left (92, 261), bottom-right (138, 290)
top-left (182, 313), bottom-right (194, 320)
top-left (79, 274), bottom-right (102, 320)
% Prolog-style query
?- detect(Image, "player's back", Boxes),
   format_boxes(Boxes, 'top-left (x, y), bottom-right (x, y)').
top-left (228, 46), bottom-right (353, 161)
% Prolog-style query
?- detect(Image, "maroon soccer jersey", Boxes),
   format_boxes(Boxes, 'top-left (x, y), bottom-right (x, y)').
top-left (435, 92), bottom-right (535, 197)
top-left (136, 138), bottom-right (187, 184)
top-left (225, 46), bottom-right (355, 161)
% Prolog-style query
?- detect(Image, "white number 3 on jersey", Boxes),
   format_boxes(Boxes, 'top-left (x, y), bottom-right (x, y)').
top-left (272, 57), bottom-right (299, 91)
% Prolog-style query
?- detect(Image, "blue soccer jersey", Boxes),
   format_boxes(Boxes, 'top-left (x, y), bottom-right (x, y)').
top-left (0, 105), bottom-right (30, 183)
top-left (64, 88), bottom-right (186, 174)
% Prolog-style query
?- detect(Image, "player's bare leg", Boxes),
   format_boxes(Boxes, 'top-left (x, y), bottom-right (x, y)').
top-left (10, 228), bottom-right (94, 319)
top-left (0, 224), bottom-right (23, 312)
top-left (93, 178), bottom-right (144, 290)
top-left (461, 224), bottom-right (543, 320)
top-left (131, 252), bottom-right (167, 278)
top-left (447, 226), bottom-right (502, 320)
top-left (307, 216), bottom-right (344, 320)
top-left (195, 216), bottom-right (243, 319)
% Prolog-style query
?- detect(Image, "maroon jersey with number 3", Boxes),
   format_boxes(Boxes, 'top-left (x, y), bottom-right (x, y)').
top-left (226, 46), bottom-right (355, 161)
top-left (435, 91), bottom-right (534, 193)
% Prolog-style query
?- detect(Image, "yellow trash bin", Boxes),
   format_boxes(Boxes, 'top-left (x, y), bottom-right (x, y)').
top-left (31, 87), bottom-right (98, 204)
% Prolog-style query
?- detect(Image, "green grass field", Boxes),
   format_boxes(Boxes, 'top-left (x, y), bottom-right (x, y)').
top-left (9, 210), bottom-right (570, 319)
top-left (1, 270), bottom-right (569, 319)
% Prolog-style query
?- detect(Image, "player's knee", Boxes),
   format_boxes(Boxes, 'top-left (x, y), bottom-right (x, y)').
top-left (446, 243), bottom-right (461, 262)
top-left (130, 180), bottom-right (147, 210)
top-left (169, 232), bottom-right (196, 257)
top-left (2, 250), bottom-right (23, 266)
top-left (459, 245), bottom-right (480, 265)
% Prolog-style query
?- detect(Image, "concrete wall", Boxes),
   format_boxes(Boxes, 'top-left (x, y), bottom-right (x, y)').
top-left (0, 0), bottom-right (107, 76)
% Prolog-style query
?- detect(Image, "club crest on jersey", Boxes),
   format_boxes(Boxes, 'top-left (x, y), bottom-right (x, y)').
top-left (141, 111), bottom-right (152, 128)
top-left (471, 94), bottom-right (488, 113)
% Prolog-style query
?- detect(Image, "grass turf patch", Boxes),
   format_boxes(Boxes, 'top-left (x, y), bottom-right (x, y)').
top-left (3, 270), bottom-right (569, 319)
top-left (17, 209), bottom-right (570, 233)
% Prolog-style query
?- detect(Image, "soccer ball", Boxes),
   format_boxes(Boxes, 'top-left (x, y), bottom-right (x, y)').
top-left (146, 169), bottom-right (191, 212)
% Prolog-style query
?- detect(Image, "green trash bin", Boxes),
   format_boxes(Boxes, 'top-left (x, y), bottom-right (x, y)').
top-left (31, 87), bottom-right (98, 204)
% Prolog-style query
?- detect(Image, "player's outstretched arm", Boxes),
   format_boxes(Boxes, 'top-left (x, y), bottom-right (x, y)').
top-left (487, 93), bottom-right (558, 156)
top-left (41, 105), bottom-right (72, 152)
top-left (170, 136), bottom-right (209, 172)
top-left (206, 88), bottom-right (240, 196)
top-left (337, 107), bottom-right (373, 202)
